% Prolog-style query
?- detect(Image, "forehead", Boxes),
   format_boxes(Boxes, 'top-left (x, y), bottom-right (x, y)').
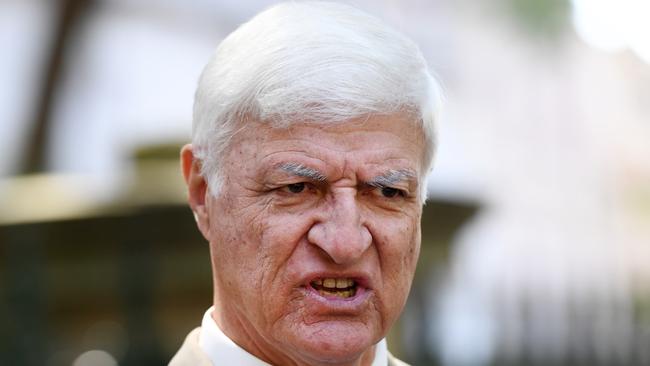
top-left (226, 113), bottom-right (426, 177)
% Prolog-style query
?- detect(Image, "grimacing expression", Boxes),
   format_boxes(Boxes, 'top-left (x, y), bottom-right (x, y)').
top-left (184, 113), bottom-right (425, 365)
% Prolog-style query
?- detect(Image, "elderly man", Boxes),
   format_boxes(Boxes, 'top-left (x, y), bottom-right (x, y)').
top-left (170, 1), bottom-right (441, 365)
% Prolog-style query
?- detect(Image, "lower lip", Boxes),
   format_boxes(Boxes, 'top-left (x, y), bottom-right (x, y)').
top-left (302, 285), bottom-right (371, 312)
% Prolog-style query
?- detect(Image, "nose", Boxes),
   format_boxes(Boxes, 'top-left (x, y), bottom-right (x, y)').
top-left (307, 189), bottom-right (372, 265)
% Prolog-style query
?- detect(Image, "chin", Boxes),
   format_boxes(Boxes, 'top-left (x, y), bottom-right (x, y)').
top-left (288, 321), bottom-right (380, 364)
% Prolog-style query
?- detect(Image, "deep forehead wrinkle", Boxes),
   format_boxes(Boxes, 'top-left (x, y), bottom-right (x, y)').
top-left (367, 169), bottom-right (417, 188)
top-left (278, 162), bottom-right (327, 181)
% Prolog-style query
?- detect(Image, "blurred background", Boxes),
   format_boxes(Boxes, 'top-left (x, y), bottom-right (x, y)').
top-left (1, 0), bottom-right (649, 365)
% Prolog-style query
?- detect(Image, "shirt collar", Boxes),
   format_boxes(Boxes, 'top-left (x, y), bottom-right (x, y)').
top-left (198, 307), bottom-right (388, 366)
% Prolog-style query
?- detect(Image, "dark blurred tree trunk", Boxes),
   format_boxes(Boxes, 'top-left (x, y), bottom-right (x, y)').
top-left (20, 0), bottom-right (90, 174)
top-left (8, 2), bottom-right (90, 366)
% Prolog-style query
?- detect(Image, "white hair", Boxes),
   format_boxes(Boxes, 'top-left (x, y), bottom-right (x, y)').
top-left (192, 1), bottom-right (442, 201)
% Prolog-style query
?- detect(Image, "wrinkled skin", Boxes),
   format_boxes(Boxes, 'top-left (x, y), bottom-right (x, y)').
top-left (181, 114), bottom-right (425, 366)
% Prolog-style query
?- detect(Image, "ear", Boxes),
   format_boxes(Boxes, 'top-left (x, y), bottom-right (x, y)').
top-left (181, 144), bottom-right (211, 241)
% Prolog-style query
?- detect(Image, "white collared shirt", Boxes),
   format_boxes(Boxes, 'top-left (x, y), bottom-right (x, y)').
top-left (198, 307), bottom-right (388, 366)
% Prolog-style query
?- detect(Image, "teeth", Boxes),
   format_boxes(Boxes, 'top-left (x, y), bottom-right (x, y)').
top-left (318, 289), bottom-right (355, 298)
top-left (323, 278), bottom-right (336, 288)
top-left (312, 278), bottom-right (357, 299)
top-left (317, 278), bottom-right (355, 289)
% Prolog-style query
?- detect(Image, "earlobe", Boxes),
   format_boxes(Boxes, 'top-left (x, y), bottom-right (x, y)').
top-left (180, 144), bottom-right (211, 240)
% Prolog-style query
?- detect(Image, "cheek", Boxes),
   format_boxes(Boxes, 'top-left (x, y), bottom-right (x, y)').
top-left (208, 197), bottom-right (270, 296)
top-left (376, 216), bottom-right (421, 293)
top-left (258, 213), bottom-right (314, 276)
top-left (406, 224), bottom-right (421, 267)
top-left (212, 206), bottom-right (312, 290)
top-left (379, 216), bottom-right (419, 257)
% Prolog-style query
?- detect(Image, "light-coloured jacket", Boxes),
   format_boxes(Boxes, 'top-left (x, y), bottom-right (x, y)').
top-left (169, 328), bottom-right (410, 366)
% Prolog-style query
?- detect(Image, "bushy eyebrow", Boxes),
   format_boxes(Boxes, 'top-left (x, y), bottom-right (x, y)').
top-left (366, 169), bottom-right (417, 188)
top-left (276, 163), bottom-right (416, 189)
top-left (277, 162), bottom-right (327, 181)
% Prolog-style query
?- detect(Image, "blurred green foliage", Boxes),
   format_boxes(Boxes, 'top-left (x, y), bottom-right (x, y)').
top-left (505, 0), bottom-right (571, 38)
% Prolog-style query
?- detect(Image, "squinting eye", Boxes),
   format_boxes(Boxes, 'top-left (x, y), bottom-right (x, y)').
top-left (381, 187), bottom-right (402, 198)
top-left (286, 183), bottom-right (305, 193)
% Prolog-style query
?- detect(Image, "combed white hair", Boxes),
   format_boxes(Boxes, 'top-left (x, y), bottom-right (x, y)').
top-left (192, 1), bottom-right (442, 201)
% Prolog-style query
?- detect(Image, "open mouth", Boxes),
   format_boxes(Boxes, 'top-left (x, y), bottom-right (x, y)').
top-left (310, 278), bottom-right (358, 299)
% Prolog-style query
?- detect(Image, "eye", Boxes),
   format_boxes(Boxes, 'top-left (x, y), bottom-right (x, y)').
top-left (286, 183), bottom-right (306, 193)
top-left (380, 187), bottom-right (404, 198)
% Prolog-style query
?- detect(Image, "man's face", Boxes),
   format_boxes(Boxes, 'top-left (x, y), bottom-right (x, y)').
top-left (186, 114), bottom-right (425, 365)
